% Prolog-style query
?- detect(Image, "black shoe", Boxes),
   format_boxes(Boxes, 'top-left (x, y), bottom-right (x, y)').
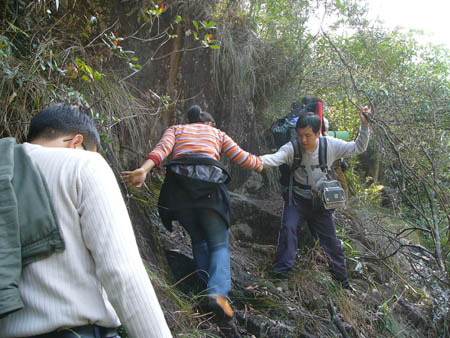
top-left (271, 270), bottom-right (289, 281)
top-left (341, 281), bottom-right (355, 292)
top-left (208, 296), bottom-right (234, 320)
top-left (218, 319), bottom-right (242, 338)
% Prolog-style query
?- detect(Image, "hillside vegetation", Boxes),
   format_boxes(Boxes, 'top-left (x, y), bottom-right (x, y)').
top-left (1, 0), bottom-right (449, 337)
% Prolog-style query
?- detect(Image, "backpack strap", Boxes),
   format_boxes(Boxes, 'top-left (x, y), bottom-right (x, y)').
top-left (291, 137), bottom-right (302, 170)
top-left (318, 136), bottom-right (328, 172)
top-left (288, 138), bottom-right (302, 205)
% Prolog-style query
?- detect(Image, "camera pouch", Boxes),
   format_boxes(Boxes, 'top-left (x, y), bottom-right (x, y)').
top-left (319, 179), bottom-right (346, 210)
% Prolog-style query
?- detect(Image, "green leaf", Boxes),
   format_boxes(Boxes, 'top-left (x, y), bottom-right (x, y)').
top-left (85, 64), bottom-right (94, 75)
top-left (209, 45), bottom-right (220, 49)
top-left (335, 0), bottom-right (344, 10)
top-left (82, 32), bottom-right (89, 38)
top-left (174, 16), bottom-right (182, 24)
top-left (75, 58), bottom-right (84, 67)
top-left (7, 21), bottom-right (30, 38)
top-left (203, 21), bottom-right (216, 30)
top-left (81, 75), bottom-right (91, 82)
top-left (192, 20), bottom-right (199, 31)
top-left (93, 71), bottom-right (102, 81)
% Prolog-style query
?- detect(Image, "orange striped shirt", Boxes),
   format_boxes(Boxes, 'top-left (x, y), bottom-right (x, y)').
top-left (146, 123), bottom-right (261, 170)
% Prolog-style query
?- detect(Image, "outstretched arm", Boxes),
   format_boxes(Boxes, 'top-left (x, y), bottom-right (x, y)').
top-left (121, 127), bottom-right (176, 188)
top-left (330, 106), bottom-right (371, 160)
top-left (121, 159), bottom-right (155, 188)
top-left (260, 142), bottom-right (293, 168)
top-left (221, 132), bottom-right (263, 172)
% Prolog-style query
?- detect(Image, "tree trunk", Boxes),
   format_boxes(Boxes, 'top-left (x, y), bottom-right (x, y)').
top-left (165, 22), bottom-right (185, 126)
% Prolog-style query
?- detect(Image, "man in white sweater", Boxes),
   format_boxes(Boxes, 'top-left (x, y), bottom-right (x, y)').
top-left (261, 107), bottom-right (371, 290)
top-left (0, 104), bottom-right (173, 338)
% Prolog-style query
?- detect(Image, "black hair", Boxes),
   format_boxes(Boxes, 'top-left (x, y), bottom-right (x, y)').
top-left (27, 103), bottom-right (100, 150)
top-left (291, 100), bottom-right (301, 110)
top-left (296, 112), bottom-right (321, 134)
top-left (199, 111), bottom-right (216, 126)
top-left (300, 95), bottom-right (322, 107)
top-left (187, 105), bottom-right (202, 123)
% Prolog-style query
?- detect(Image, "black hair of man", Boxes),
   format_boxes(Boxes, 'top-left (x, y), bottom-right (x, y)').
top-left (199, 111), bottom-right (216, 126)
top-left (291, 100), bottom-right (301, 111)
top-left (27, 103), bottom-right (100, 151)
top-left (300, 95), bottom-right (322, 107)
top-left (296, 112), bottom-right (321, 134)
top-left (187, 105), bottom-right (202, 123)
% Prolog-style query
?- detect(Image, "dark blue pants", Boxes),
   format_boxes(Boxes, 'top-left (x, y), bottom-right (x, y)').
top-left (273, 193), bottom-right (348, 283)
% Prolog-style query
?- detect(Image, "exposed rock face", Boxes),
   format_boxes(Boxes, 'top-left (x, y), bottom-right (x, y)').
top-left (111, 3), bottom-right (271, 190)
top-left (229, 192), bottom-right (282, 245)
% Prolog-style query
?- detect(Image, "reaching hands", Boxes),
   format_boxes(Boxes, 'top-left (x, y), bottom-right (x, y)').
top-left (256, 160), bottom-right (264, 173)
top-left (360, 106), bottom-right (371, 125)
top-left (121, 159), bottom-right (155, 188)
top-left (121, 168), bottom-right (148, 188)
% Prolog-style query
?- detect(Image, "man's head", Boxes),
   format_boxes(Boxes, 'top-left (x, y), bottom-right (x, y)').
top-left (199, 111), bottom-right (216, 127)
top-left (300, 95), bottom-right (321, 107)
top-left (27, 104), bottom-right (100, 152)
top-left (296, 112), bottom-right (321, 152)
top-left (291, 100), bottom-right (301, 111)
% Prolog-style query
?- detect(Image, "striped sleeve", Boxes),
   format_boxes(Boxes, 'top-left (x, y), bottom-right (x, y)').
top-left (145, 127), bottom-right (176, 166)
top-left (221, 132), bottom-right (262, 170)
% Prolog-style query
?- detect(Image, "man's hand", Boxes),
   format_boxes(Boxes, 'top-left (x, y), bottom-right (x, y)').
top-left (121, 168), bottom-right (148, 188)
top-left (256, 159), bottom-right (264, 173)
top-left (360, 106), bottom-right (371, 125)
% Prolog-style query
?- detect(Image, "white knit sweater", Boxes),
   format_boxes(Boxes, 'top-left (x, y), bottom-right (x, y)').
top-left (0, 143), bottom-right (173, 338)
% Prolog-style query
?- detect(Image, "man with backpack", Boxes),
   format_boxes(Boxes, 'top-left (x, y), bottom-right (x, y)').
top-left (261, 107), bottom-right (371, 290)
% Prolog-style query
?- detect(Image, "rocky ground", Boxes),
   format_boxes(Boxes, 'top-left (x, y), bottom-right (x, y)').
top-left (150, 190), bottom-right (438, 338)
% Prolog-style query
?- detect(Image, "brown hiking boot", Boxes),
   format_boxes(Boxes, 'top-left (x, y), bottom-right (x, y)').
top-left (208, 296), bottom-right (234, 319)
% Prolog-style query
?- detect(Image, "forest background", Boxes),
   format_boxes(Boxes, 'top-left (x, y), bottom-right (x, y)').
top-left (1, 0), bottom-right (449, 337)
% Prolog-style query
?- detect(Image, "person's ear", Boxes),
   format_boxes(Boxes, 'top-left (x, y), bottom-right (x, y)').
top-left (66, 134), bottom-right (84, 149)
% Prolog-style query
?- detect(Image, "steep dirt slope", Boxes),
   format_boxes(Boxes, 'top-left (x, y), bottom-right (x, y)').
top-left (131, 186), bottom-right (434, 338)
